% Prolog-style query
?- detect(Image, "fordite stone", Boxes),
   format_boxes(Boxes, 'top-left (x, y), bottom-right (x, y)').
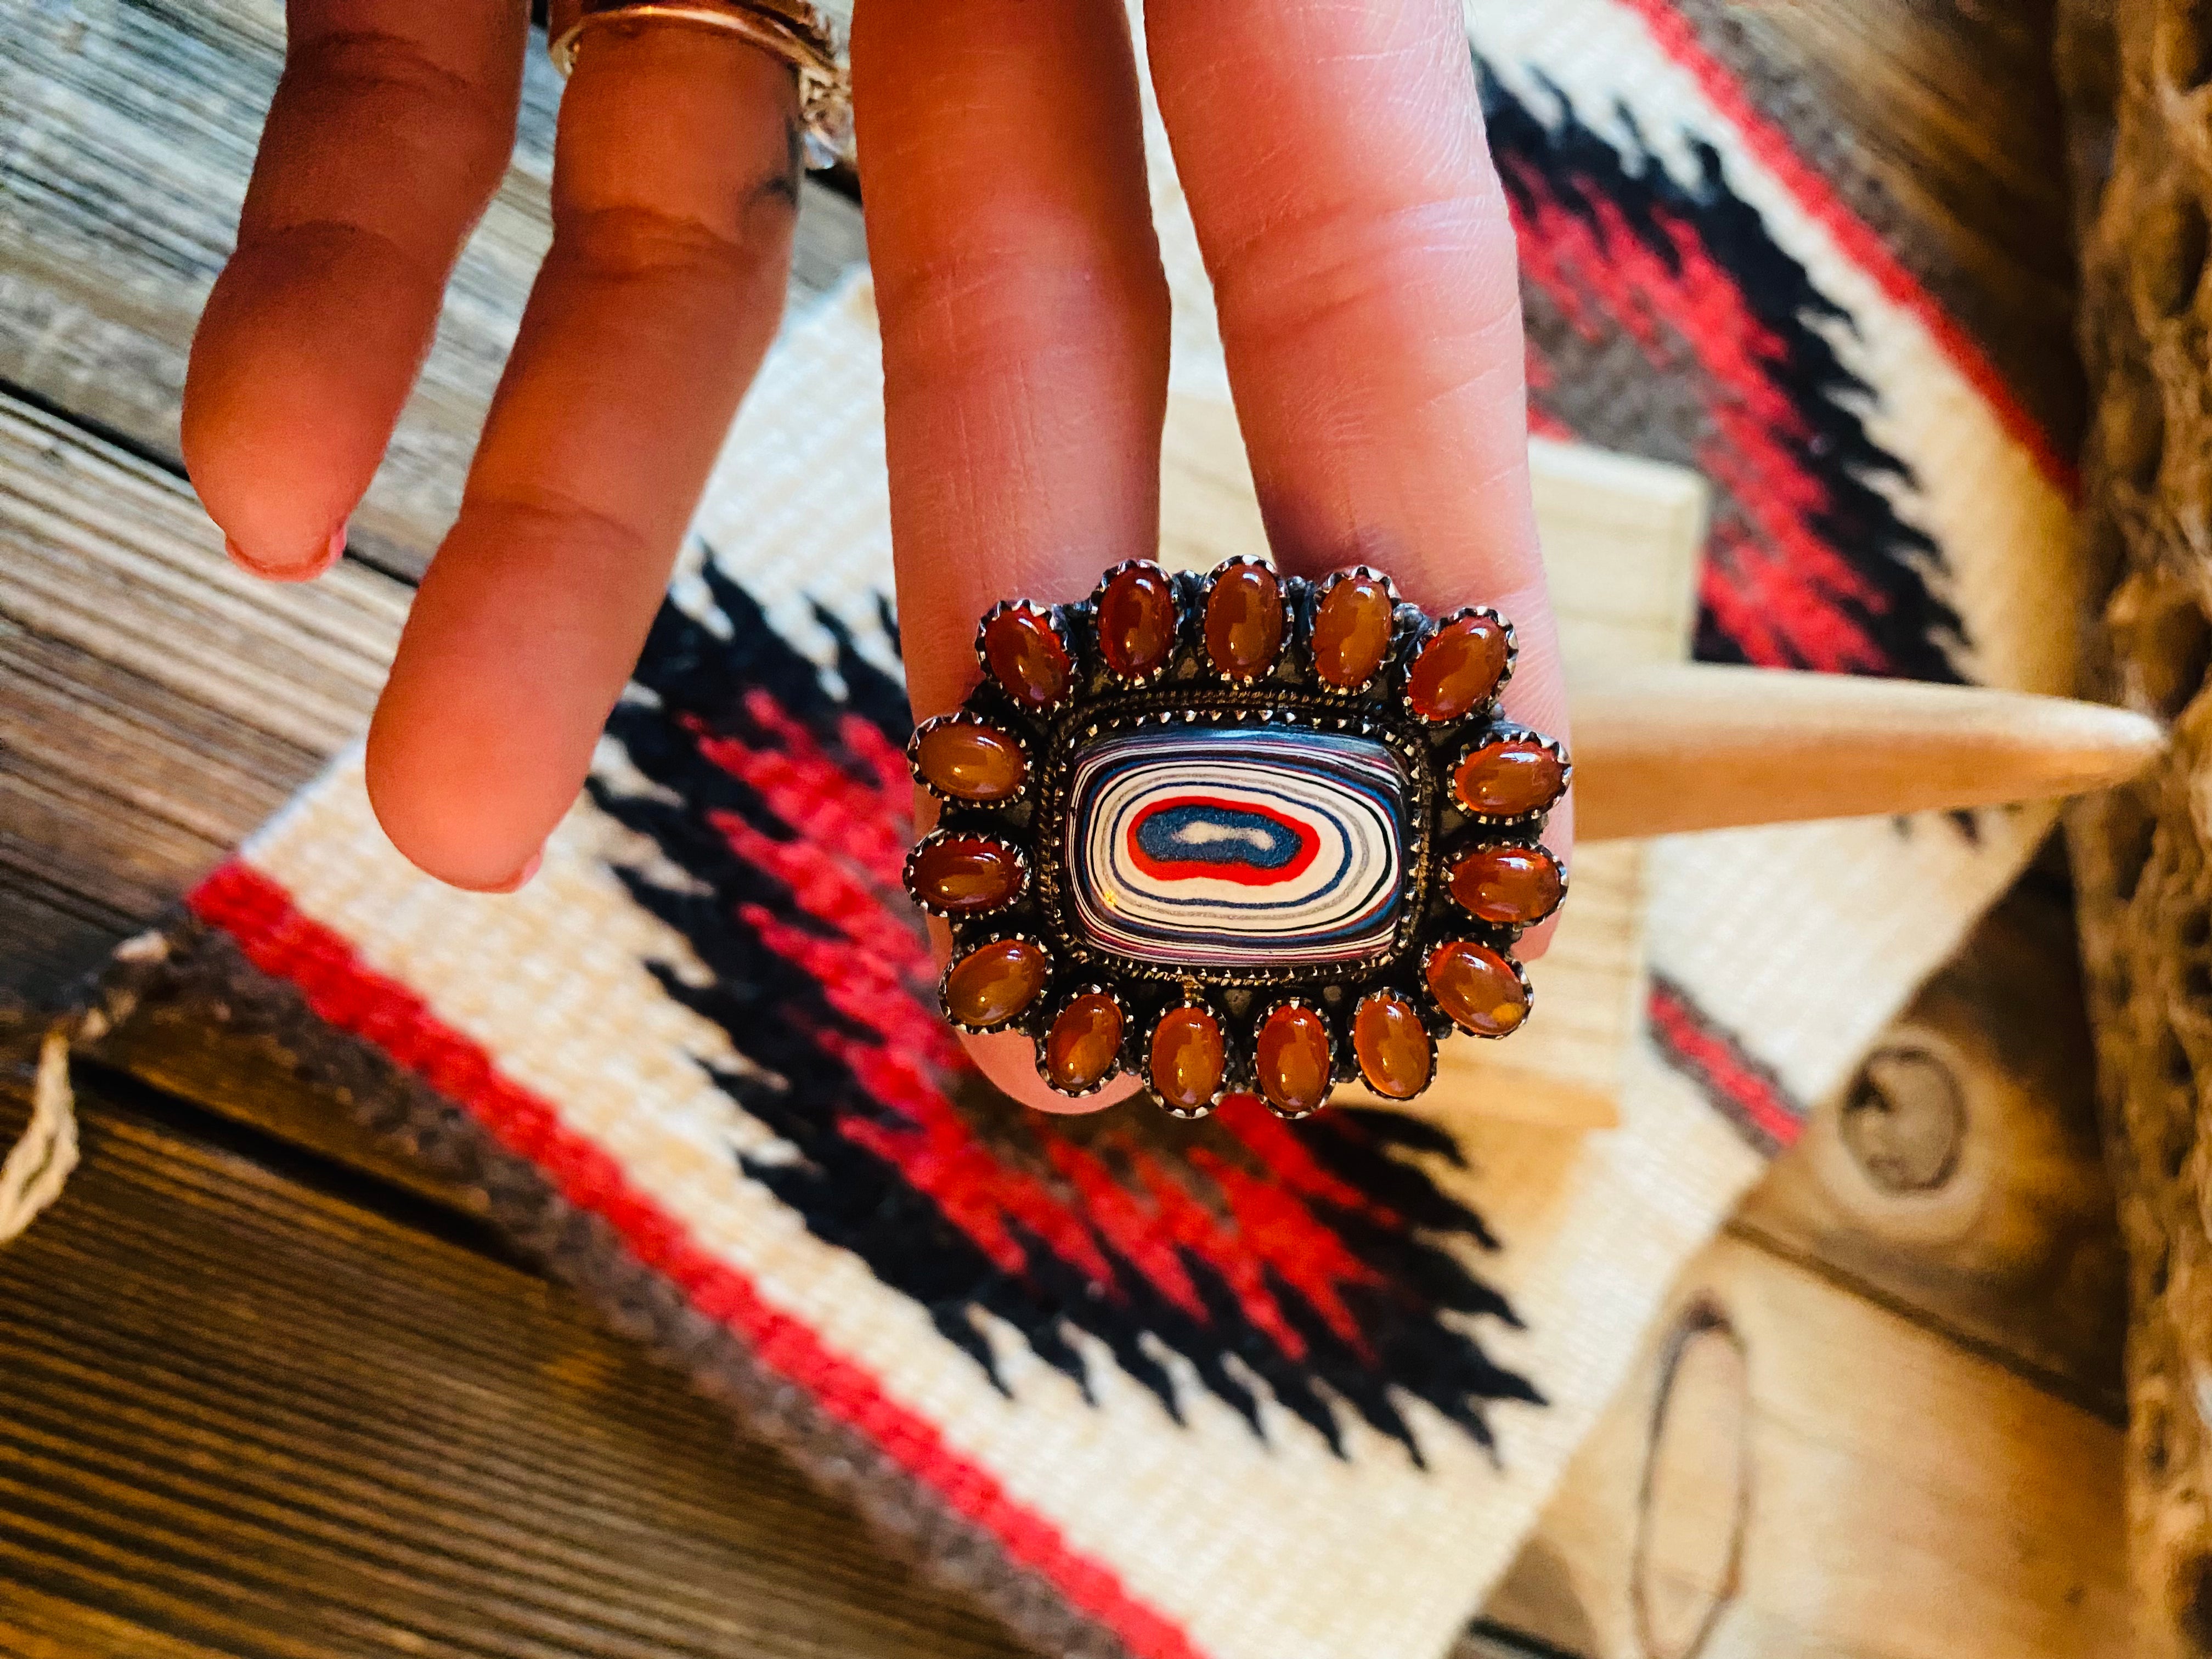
top-left (909, 834), bottom-right (1024, 915)
top-left (1256, 1003), bottom-right (1333, 1116)
top-left (914, 720), bottom-right (1026, 804)
top-left (1353, 995), bottom-right (1433, 1100)
top-left (1045, 994), bottom-right (1125, 1092)
top-left (1204, 562), bottom-right (1285, 679)
top-left (1150, 1005), bottom-right (1226, 1112)
top-left (911, 562), bottom-right (1568, 1113)
top-left (1449, 844), bottom-right (1563, 927)
top-left (944, 937), bottom-right (1050, 1030)
top-left (1310, 573), bottom-right (1396, 690)
top-left (1453, 738), bottom-right (1565, 819)
top-left (1097, 563), bottom-right (1178, 679)
top-left (981, 605), bottom-right (1071, 710)
top-left (1426, 940), bottom-right (1528, 1037)
top-left (1407, 612), bottom-right (1510, 721)
top-left (1064, 726), bottom-right (1407, 970)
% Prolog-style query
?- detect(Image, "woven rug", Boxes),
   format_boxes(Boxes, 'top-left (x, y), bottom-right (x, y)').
top-left (99, 3), bottom-right (2073, 1656)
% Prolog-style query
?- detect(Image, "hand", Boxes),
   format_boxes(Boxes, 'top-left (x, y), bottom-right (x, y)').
top-left (182, 0), bottom-right (1569, 1115)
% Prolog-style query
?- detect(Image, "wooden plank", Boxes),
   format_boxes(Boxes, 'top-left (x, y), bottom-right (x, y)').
top-left (0, 1060), bottom-right (1034, 1659)
top-left (0, 0), bottom-right (865, 577)
top-left (0, 393), bottom-right (408, 1000)
top-left (1733, 872), bottom-right (2125, 1419)
top-left (85, 1004), bottom-right (489, 1217)
top-left (1479, 1233), bottom-right (2126, 1659)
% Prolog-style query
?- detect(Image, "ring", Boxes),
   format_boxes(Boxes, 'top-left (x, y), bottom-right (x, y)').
top-left (546, 0), bottom-right (853, 170)
top-left (904, 559), bottom-right (1571, 1120)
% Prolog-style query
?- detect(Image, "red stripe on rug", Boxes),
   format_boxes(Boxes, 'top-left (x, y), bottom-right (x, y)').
top-left (1612, 0), bottom-right (2075, 495)
top-left (1645, 978), bottom-right (1802, 1154)
top-left (187, 860), bottom-right (1210, 1659)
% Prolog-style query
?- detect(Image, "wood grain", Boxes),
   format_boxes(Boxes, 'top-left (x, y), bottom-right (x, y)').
top-left (0, 392), bottom-right (408, 998)
top-left (1480, 1233), bottom-right (2127, 1659)
top-left (0, 1058), bottom-right (1033, 1659)
top-left (1571, 664), bottom-right (2165, 839)
top-left (1735, 873), bottom-right (2126, 1420)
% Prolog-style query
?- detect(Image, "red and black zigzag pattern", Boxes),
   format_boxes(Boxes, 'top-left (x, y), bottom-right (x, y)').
top-left (1482, 60), bottom-right (1967, 684)
top-left (591, 563), bottom-right (1542, 1464)
top-left (1479, 59), bottom-right (2016, 1150)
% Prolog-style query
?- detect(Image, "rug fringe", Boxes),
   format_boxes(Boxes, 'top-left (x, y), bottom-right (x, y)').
top-left (0, 1021), bottom-right (80, 1243)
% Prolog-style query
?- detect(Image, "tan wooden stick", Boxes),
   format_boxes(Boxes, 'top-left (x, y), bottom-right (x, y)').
top-left (1572, 663), bottom-right (2166, 840)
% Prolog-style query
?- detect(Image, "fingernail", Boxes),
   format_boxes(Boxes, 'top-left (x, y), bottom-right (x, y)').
top-left (225, 523), bottom-right (346, 582)
top-left (482, 851), bottom-right (543, 895)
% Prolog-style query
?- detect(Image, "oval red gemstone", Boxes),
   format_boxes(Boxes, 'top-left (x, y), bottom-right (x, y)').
top-left (1204, 563), bottom-right (1284, 679)
top-left (909, 836), bottom-right (1024, 915)
top-left (981, 607), bottom-right (1072, 709)
top-left (1097, 565), bottom-right (1178, 680)
top-left (1448, 844), bottom-right (1564, 926)
top-left (1256, 1003), bottom-right (1333, 1116)
top-left (1426, 941), bottom-right (1528, 1037)
top-left (1353, 996), bottom-right (1432, 1100)
top-left (1407, 614), bottom-right (1510, 720)
top-left (1310, 573), bottom-right (1395, 689)
top-left (944, 938), bottom-right (1049, 1030)
top-left (1150, 1005), bottom-right (1226, 1111)
top-left (913, 721), bottom-right (1026, 803)
top-left (1453, 740), bottom-right (1566, 819)
top-left (1045, 994), bottom-right (1124, 1092)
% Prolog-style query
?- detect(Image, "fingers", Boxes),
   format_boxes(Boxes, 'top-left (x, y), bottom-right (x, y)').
top-left (185, 0), bottom-right (526, 577)
top-left (854, 0), bottom-right (1172, 726)
top-left (1143, 0), bottom-right (1575, 939)
top-left (365, 24), bottom-right (802, 889)
top-left (854, 0), bottom-right (1171, 1110)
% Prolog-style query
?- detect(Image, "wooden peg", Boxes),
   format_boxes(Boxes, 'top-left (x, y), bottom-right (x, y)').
top-left (1570, 663), bottom-right (2166, 840)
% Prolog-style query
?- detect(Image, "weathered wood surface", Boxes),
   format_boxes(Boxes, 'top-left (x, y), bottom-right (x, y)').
top-left (1478, 1233), bottom-right (2127, 1659)
top-left (0, 1054), bottom-right (1032, 1659)
top-left (0, 393), bottom-right (409, 996)
top-left (1734, 870), bottom-right (2126, 1420)
top-left (2059, 1), bottom-right (2212, 1654)
top-left (1473, 871), bottom-right (2129, 1656)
